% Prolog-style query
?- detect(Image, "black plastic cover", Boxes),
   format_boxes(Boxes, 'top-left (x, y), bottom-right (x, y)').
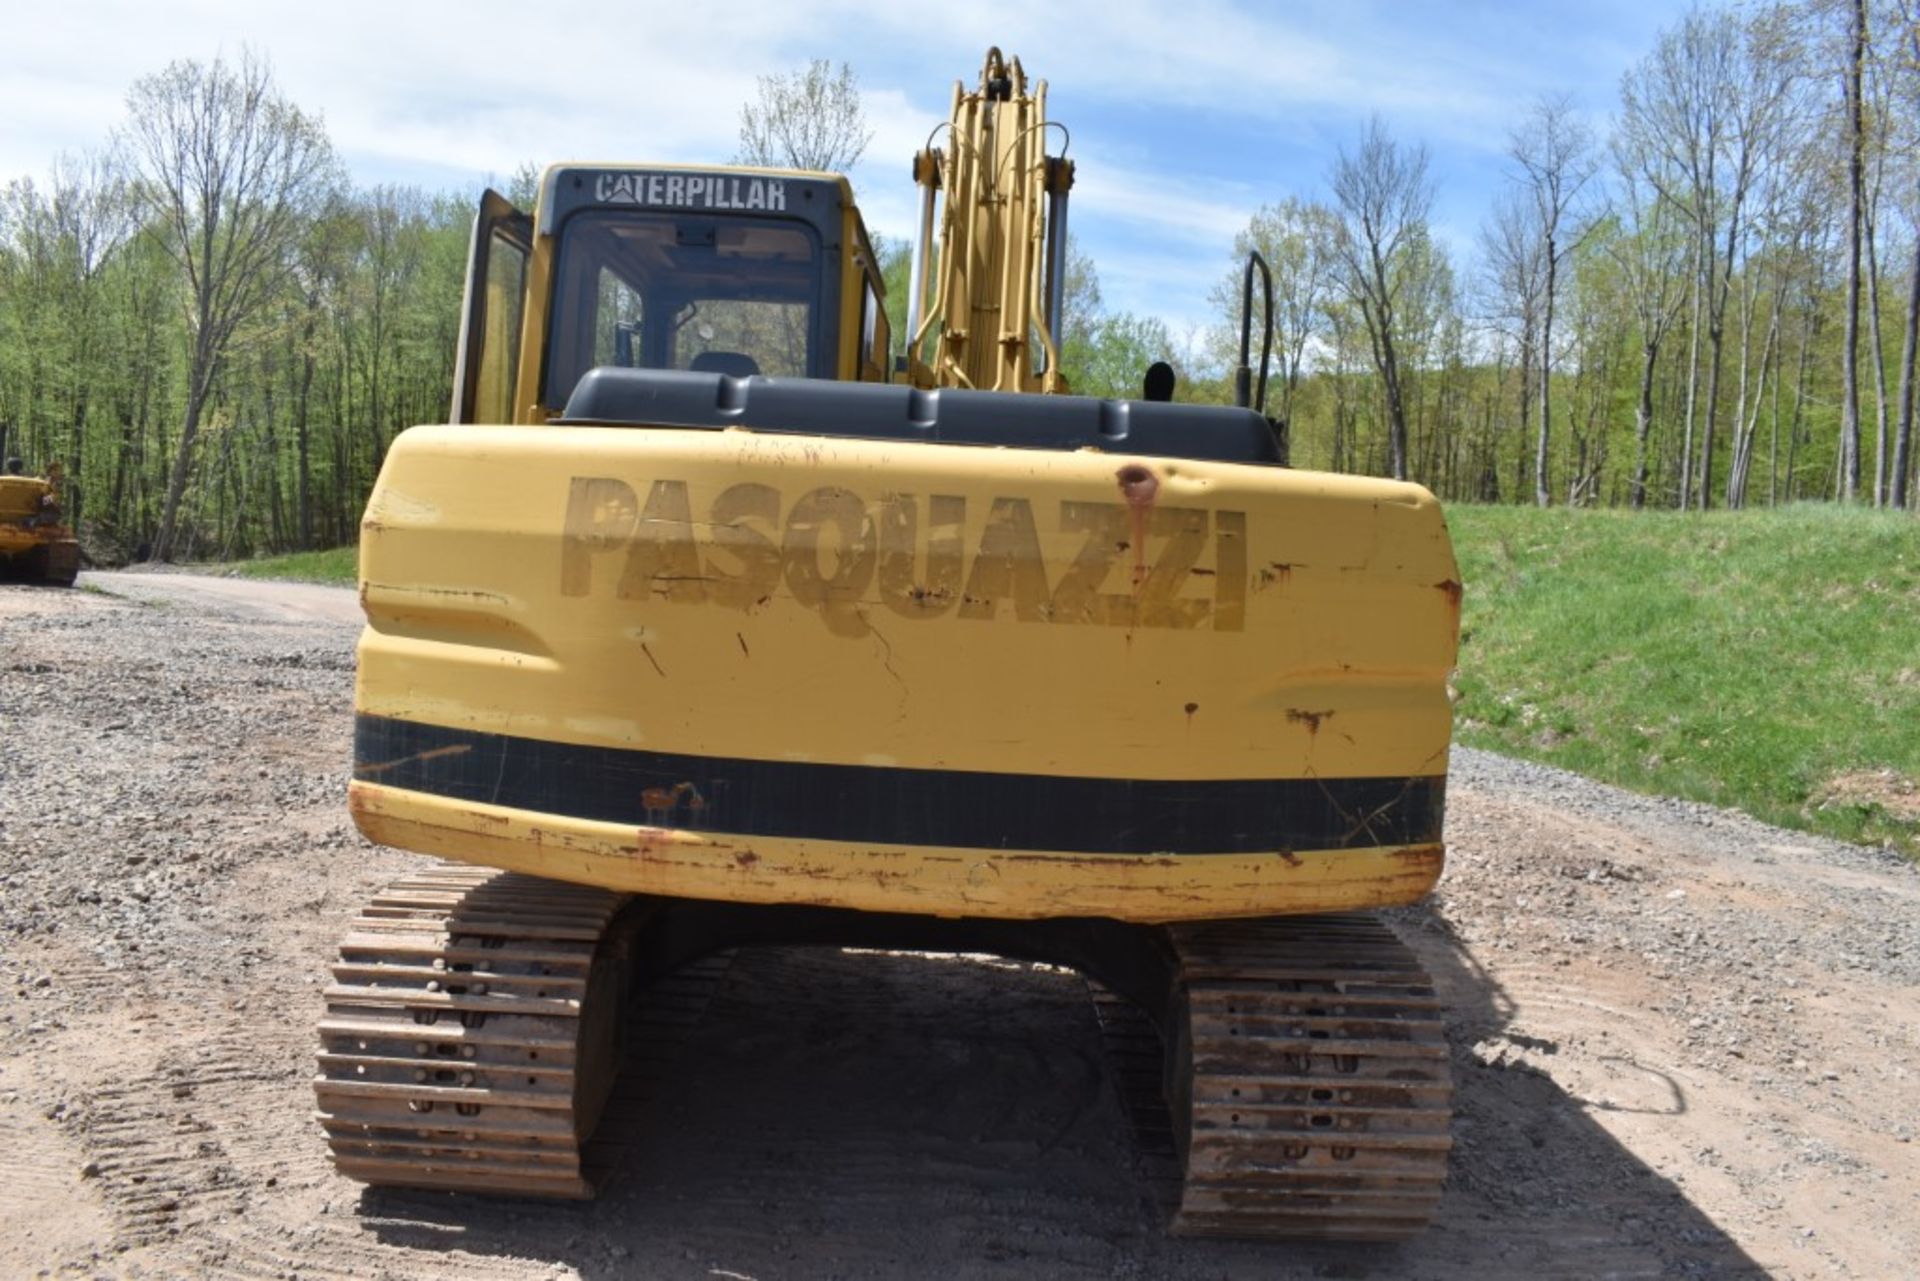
top-left (558, 368), bottom-right (1282, 466)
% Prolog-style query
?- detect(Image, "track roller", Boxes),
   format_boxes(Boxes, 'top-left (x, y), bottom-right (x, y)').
top-left (1164, 913), bottom-right (1452, 1240)
top-left (314, 864), bottom-right (632, 1197)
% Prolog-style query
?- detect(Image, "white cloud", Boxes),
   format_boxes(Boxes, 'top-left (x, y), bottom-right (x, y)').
top-left (2, 0), bottom-right (1680, 340)
top-left (1071, 158), bottom-right (1252, 248)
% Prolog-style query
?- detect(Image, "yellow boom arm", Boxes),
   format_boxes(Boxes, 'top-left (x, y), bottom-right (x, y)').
top-left (906, 48), bottom-right (1075, 394)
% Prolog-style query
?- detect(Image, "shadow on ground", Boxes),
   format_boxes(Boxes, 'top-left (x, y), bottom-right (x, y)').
top-left (358, 919), bottom-right (1766, 1280)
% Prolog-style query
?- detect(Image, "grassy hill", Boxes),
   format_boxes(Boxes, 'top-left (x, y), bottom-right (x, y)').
top-left (229, 546), bottom-right (357, 584)
top-left (1448, 503), bottom-right (1919, 857)
top-left (228, 503), bottom-right (1920, 857)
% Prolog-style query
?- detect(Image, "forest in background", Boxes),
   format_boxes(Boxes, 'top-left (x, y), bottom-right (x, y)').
top-left (0, 1), bottom-right (1915, 564)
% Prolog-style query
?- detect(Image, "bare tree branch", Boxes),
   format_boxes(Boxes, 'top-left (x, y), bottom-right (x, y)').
top-left (735, 60), bottom-right (874, 174)
top-left (121, 49), bottom-right (337, 559)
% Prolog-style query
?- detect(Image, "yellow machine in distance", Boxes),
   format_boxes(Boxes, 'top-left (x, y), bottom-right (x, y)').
top-left (0, 459), bottom-right (80, 586)
top-left (318, 49), bottom-right (1461, 1240)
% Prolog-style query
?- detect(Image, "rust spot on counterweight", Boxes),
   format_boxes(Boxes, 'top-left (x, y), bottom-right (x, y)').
top-left (640, 782), bottom-right (705, 825)
top-left (1256, 561), bottom-right (1298, 590)
top-left (1115, 464), bottom-right (1159, 589)
top-left (1286, 708), bottom-right (1334, 736)
top-left (354, 744), bottom-right (472, 776)
top-left (1392, 844), bottom-right (1444, 865)
top-left (1388, 845), bottom-right (1446, 884)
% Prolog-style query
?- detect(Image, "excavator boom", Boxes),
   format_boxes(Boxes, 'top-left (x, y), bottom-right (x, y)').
top-left (906, 47), bottom-right (1074, 393)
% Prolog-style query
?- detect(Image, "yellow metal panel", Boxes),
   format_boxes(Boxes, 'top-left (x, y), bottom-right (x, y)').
top-left (0, 476), bottom-right (45, 521)
top-left (838, 205), bottom-right (865, 380)
top-left (909, 51), bottom-right (1063, 393)
top-left (513, 225), bottom-right (556, 424)
top-left (350, 781), bottom-right (1444, 923)
top-left (357, 425), bottom-right (1457, 785)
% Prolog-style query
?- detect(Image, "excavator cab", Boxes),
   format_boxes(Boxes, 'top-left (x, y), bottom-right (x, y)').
top-left (455, 167), bottom-right (890, 428)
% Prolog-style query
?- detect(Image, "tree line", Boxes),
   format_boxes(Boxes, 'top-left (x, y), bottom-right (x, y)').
top-left (1, 7), bottom-right (1914, 570)
top-left (1208, 1), bottom-right (1920, 511)
top-left (0, 53), bottom-right (501, 562)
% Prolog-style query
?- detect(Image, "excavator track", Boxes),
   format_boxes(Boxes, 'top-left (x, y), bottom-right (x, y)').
top-left (1163, 913), bottom-right (1452, 1241)
top-left (314, 864), bottom-right (633, 1197)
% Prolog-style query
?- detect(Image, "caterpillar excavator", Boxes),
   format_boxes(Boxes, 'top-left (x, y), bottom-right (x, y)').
top-left (316, 49), bottom-right (1460, 1240)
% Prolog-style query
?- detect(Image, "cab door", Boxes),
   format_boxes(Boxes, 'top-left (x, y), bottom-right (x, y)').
top-left (452, 190), bottom-right (534, 424)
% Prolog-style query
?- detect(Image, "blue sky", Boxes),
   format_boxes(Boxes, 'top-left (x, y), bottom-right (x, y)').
top-left (3, 0), bottom-right (1683, 336)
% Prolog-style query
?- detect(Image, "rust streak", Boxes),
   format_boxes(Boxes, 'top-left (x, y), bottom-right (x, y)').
top-left (640, 782), bottom-right (705, 825)
top-left (1256, 561), bottom-right (1298, 591)
top-left (1115, 464), bottom-right (1159, 589)
top-left (1286, 708), bottom-right (1335, 737)
top-left (354, 744), bottom-right (472, 776)
top-left (640, 642), bottom-right (667, 678)
top-left (1436, 578), bottom-right (1464, 611)
top-left (736, 631), bottom-right (750, 658)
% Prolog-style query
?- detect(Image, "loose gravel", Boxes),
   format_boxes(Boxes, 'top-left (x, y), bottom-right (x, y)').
top-left (1, 573), bottom-right (1914, 1280)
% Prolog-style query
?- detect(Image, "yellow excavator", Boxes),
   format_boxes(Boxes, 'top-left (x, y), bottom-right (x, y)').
top-left (0, 456), bottom-right (80, 586)
top-left (316, 49), bottom-right (1460, 1240)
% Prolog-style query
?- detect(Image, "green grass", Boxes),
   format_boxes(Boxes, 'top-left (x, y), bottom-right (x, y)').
top-left (226, 545), bottom-right (358, 585)
top-left (1448, 503), bottom-right (1920, 857)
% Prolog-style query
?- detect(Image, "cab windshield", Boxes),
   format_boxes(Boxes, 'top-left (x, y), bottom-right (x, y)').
top-left (543, 210), bottom-right (824, 407)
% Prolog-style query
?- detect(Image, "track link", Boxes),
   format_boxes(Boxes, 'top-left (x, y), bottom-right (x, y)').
top-left (314, 864), bottom-right (632, 1197)
top-left (1164, 913), bottom-right (1452, 1241)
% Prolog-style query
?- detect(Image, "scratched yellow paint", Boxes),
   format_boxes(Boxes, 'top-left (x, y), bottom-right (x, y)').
top-left (359, 425), bottom-right (1456, 777)
top-left (354, 422), bottom-right (1459, 921)
top-left (349, 782), bottom-right (1446, 923)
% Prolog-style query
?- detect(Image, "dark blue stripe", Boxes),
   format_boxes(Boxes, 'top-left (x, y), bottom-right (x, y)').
top-left (354, 714), bottom-right (1444, 855)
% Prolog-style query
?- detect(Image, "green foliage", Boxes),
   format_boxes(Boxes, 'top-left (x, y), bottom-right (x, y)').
top-left (504, 162), bottom-right (541, 210)
top-left (876, 234), bottom-right (912, 368)
top-left (1060, 312), bottom-right (1176, 399)
top-left (1046, 234), bottom-right (1188, 399)
top-left (1451, 503), bottom-right (1920, 856)
top-left (0, 152), bottom-right (473, 561)
top-left (1192, 0), bottom-right (1919, 512)
top-left (227, 545), bottom-right (357, 584)
top-left (1205, 198), bottom-right (1340, 421)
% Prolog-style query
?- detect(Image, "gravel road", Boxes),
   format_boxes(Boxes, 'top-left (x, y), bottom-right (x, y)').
top-left (2, 571), bottom-right (1915, 1280)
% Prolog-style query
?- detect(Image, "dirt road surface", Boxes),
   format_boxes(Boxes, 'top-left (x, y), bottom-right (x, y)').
top-left (2, 572), bottom-right (1915, 1279)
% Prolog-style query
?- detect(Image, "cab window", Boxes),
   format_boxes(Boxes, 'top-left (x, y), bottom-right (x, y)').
top-left (860, 275), bottom-right (885, 380)
top-left (474, 231), bottom-right (528, 421)
top-left (545, 211), bottom-right (823, 407)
